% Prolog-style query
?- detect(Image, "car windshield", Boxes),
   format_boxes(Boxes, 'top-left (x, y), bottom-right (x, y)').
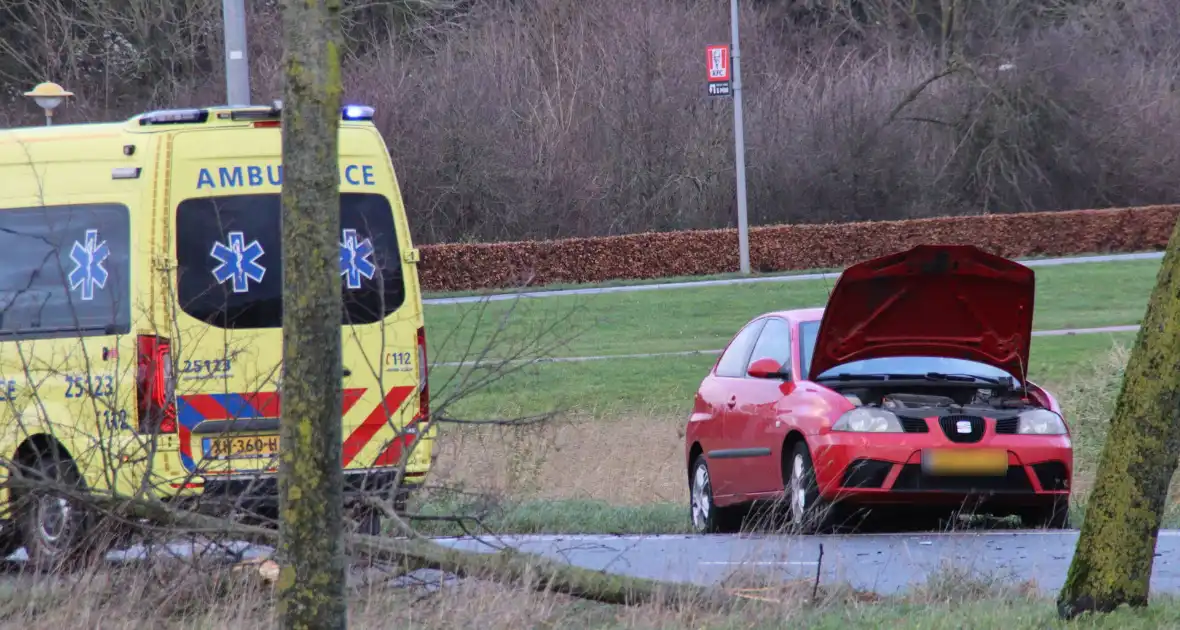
top-left (796, 320), bottom-right (1021, 385)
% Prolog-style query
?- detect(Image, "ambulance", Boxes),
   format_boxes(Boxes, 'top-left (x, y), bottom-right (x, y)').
top-left (0, 103), bottom-right (433, 570)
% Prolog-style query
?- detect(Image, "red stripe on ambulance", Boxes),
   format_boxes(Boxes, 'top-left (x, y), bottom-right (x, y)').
top-left (341, 386), bottom-right (415, 467)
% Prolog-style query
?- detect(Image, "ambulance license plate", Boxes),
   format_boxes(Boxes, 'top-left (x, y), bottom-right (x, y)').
top-left (202, 435), bottom-right (279, 460)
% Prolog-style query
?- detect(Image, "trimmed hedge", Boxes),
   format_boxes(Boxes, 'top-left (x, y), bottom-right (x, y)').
top-left (417, 205), bottom-right (1180, 292)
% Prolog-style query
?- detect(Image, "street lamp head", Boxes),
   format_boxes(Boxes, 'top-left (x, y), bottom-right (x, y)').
top-left (34, 95), bottom-right (64, 110)
top-left (24, 82), bottom-right (74, 116)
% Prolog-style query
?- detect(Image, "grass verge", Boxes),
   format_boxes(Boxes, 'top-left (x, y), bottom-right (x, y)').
top-left (12, 555), bottom-right (1180, 628)
top-left (415, 340), bottom-right (1180, 536)
top-left (431, 330), bottom-right (1137, 419)
top-left (423, 257), bottom-right (1160, 363)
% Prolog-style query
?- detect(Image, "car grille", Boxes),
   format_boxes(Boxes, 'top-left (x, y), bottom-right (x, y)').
top-left (1032, 461), bottom-right (1070, 490)
top-left (840, 459), bottom-right (894, 489)
top-left (892, 464), bottom-right (1034, 492)
top-left (939, 414), bottom-right (985, 443)
top-left (994, 417), bottom-right (1020, 434)
top-left (898, 417), bottom-right (930, 433)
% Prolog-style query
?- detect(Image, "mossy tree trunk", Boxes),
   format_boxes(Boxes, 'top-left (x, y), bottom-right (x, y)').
top-left (1057, 216), bottom-right (1180, 618)
top-left (276, 0), bottom-right (347, 628)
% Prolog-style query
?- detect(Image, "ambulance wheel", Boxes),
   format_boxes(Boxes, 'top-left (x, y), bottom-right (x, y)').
top-left (0, 526), bottom-right (20, 561)
top-left (356, 506), bottom-right (382, 536)
top-left (15, 452), bottom-right (106, 572)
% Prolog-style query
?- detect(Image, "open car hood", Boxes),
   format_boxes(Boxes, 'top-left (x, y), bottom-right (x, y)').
top-left (808, 244), bottom-right (1035, 382)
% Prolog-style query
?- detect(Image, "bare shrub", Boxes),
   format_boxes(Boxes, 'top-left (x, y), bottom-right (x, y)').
top-left (4, 0), bottom-right (1180, 245)
top-left (360, 0), bottom-right (1180, 242)
top-left (905, 561), bottom-right (1041, 604)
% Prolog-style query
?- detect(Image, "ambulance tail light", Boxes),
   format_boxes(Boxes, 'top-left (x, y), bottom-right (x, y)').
top-left (416, 326), bottom-right (428, 425)
top-left (137, 334), bottom-right (176, 434)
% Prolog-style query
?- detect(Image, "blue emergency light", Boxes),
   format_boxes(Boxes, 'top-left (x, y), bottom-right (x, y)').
top-left (136, 103), bottom-right (374, 126)
top-left (342, 105), bottom-right (375, 121)
top-left (138, 108), bottom-right (209, 125)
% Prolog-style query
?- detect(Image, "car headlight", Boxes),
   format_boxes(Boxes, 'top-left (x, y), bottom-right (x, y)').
top-left (832, 407), bottom-right (904, 433)
top-left (1017, 409), bottom-right (1068, 435)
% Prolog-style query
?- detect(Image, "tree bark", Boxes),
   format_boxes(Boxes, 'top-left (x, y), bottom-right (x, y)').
top-left (1057, 216), bottom-right (1180, 618)
top-left (276, 1), bottom-right (347, 628)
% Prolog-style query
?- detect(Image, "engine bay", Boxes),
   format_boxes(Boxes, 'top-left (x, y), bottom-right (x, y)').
top-left (834, 384), bottom-right (1043, 418)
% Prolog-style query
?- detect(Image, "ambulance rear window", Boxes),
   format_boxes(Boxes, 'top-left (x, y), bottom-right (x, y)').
top-left (0, 203), bottom-right (131, 340)
top-left (174, 193), bottom-right (405, 329)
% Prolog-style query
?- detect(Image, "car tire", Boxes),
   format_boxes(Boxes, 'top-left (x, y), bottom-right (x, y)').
top-left (689, 456), bottom-right (745, 534)
top-left (14, 451), bottom-right (106, 573)
top-left (784, 441), bottom-right (838, 534)
top-left (1020, 498), bottom-right (1071, 529)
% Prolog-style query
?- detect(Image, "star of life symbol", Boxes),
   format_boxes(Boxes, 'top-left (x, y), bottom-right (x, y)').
top-left (68, 229), bottom-right (110, 301)
top-left (210, 231), bottom-right (266, 293)
top-left (339, 228), bottom-right (376, 290)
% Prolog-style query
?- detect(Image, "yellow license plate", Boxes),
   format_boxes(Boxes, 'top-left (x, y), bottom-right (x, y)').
top-left (202, 435), bottom-right (279, 460)
top-left (921, 449), bottom-right (1008, 476)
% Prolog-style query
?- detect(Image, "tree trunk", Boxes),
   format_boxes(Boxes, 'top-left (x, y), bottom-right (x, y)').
top-left (1057, 216), bottom-right (1180, 618)
top-left (276, 1), bottom-right (347, 628)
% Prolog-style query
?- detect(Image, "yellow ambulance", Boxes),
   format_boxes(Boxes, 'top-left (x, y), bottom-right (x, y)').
top-left (0, 103), bottom-right (434, 570)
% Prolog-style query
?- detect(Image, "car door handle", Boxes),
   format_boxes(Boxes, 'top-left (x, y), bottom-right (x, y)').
top-left (727, 395), bottom-right (737, 409)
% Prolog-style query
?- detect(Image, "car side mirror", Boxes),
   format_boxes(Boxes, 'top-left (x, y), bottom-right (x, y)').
top-left (748, 357), bottom-right (789, 379)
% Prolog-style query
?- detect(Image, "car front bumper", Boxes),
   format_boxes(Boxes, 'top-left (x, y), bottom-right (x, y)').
top-left (810, 430), bottom-right (1072, 507)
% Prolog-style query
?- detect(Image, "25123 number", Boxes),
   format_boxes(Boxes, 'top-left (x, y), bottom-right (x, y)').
top-left (65, 375), bottom-right (114, 398)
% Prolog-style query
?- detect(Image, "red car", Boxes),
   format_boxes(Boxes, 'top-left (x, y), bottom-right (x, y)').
top-left (684, 244), bottom-right (1072, 534)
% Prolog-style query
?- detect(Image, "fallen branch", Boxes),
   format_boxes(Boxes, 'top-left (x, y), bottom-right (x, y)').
top-left (4, 475), bottom-right (739, 609)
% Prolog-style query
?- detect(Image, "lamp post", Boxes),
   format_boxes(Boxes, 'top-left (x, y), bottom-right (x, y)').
top-left (729, 0), bottom-right (749, 275)
top-left (23, 82), bottom-right (73, 126)
top-left (222, 0), bottom-right (251, 105)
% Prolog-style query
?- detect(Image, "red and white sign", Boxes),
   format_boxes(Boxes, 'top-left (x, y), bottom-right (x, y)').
top-left (706, 45), bottom-right (731, 82)
top-left (705, 44), bottom-right (732, 96)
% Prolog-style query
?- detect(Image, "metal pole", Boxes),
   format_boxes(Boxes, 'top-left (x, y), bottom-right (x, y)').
top-left (222, 0), bottom-right (251, 106)
top-left (730, 0), bottom-right (750, 274)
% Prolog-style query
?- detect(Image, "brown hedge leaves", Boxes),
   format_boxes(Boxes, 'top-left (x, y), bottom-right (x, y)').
top-left (417, 205), bottom-right (1180, 292)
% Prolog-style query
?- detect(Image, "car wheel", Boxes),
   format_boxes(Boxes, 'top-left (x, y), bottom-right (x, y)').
top-left (689, 456), bottom-right (744, 534)
top-left (784, 441), bottom-right (837, 534)
top-left (1020, 498), bottom-right (1071, 529)
top-left (14, 451), bottom-right (105, 573)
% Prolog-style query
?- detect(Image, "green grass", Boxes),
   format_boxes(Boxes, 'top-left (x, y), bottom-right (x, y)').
top-left (409, 492), bottom-right (1180, 538)
top-left (758, 598), bottom-right (1180, 629)
top-left (415, 331), bottom-right (1146, 537)
top-left (423, 258), bottom-right (1160, 364)
top-left (412, 498), bottom-right (688, 537)
top-left (361, 577), bottom-right (1180, 629)
top-left (415, 257), bottom-right (1156, 538)
top-left (431, 330), bottom-right (1138, 419)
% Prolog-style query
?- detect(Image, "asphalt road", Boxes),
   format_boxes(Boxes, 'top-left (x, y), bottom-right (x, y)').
top-left (432, 530), bottom-right (1180, 595)
top-left (7, 527), bottom-right (1179, 597)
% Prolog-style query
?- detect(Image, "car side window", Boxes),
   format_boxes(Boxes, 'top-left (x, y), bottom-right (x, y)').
top-left (748, 318), bottom-right (792, 370)
top-left (715, 319), bottom-right (767, 378)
